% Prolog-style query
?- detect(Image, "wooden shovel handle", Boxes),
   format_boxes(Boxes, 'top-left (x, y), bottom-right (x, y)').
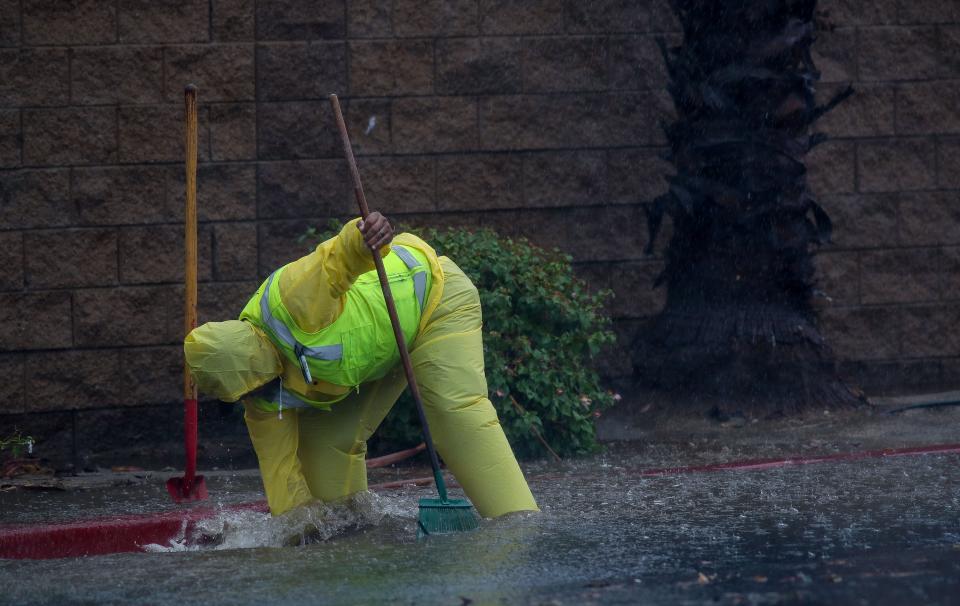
top-left (184, 84), bottom-right (198, 401)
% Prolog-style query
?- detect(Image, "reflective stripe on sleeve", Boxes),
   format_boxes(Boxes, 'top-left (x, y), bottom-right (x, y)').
top-left (392, 245), bottom-right (426, 310)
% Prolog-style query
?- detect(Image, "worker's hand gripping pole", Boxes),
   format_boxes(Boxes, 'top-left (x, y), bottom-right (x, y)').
top-left (329, 94), bottom-right (449, 502)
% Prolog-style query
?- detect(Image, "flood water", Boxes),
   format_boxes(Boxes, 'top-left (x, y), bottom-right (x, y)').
top-left (2, 451), bottom-right (959, 605)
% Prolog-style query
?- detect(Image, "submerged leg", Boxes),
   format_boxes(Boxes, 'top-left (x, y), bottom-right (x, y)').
top-left (297, 366), bottom-right (407, 502)
top-left (411, 258), bottom-right (539, 518)
top-left (243, 404), bottom-right (313, 516)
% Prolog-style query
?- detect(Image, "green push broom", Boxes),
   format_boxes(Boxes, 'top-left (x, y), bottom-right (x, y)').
top-left (329, 94), bottom-right (480, 538)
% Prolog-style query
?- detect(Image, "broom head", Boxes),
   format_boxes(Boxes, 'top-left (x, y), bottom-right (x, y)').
top-left (417, 497), bottom-right (480, 538)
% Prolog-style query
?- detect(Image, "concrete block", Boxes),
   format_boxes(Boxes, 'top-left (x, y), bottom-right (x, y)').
top-left (118, 224), bottom-right (213, 284)
top-left (25, 229), bottom-right (118, 288)
top-left (816, 83), bottom-right (895, 137)
top-left (436, 37), bottom-right (521, 95)
top-left (857, 138), bottom-right (936, 192)
top-left (166, 163), bottom-right (257, 221)
top-left (479, 0), bottom-right (562, 35)
top-left (0, 169), bottom-right (73, 230)
top-left (349, 40), bottom-right (433, 96)
top-left (213, 0), bottom-right (255, 40)
top-left (209, 103), bottom-right (256, 161)
top-left (937, 137), bottom-right (960, 188)
top-left (73, 166), bottom-right (171, 225)
top-left (256, 0), bottom-right (345, 40)
top-left (861, 248), bottom-right (941, 304)
top-left (564, 0), bottom-right (648, 33)
top-left (22, 0), bottom-right (116, 45)
top-left (348, 0), bottom-right (392, 37)
top-left (393, 0), bottom-right (478, 37)
top-left (523, 151), bottom-right (608, 208)
top-left (0, 48), bottom-right (68, 106)
top-left (0, 109), bottom-right (20, 168)
top-left (574, 260), bottom-right (665, 319)
top-left (165, 45), bottom-right (255, 102)
top-left (355, 156), bottom-right (436, 213)
top-left (819, 193), bottom-right (898, 249)
top-left (118, 104), bottom-right (210, 163)
top-left (119, 0), bottom-right (209, 43)
top-left (73, 285), bottom-right (178, 346)
top-left (897, 81), bottom-right (960, 135)
top-left (213, 222), bottom-right (258, 281)
top-left (811, 27), bottom-right (857, 82)
top-left (256, 42), bottom-right (346, 101)
top-left (0, 354), bottom-right (23, 413)
top-left (858, 26), bottom-right (938, 81)
top-left (24, 349), bottom-right (121, 411)
top-left (813, 251), bottom-right (860, 307)
top-left (608, 147), bottom-right (671, 204)
top-left (818, 306), bottom-right (900, 360)
top-left (257, 100), bottom-right (339, 159)
top-left (0, 292), bottom-right (72, 351)
top-left (346, 98), bottom-right (392, 155)
top-left (257, 159), bottom-right (348, 219)
top-left (807, 140), bottom-right (856, 196)
top-left (610, 35), bottom-right (673, 91)
top-left (392, 96), bottom-right (478, 153)
top-left (0, 0), bottom-right (19, 46)
top-left (522, 36), bottom-right (608, 93)
top-left (437, 153), bottom-right (523, 211)
top-left (23, 107), bottom-right (116, 166)
top-left (899, 304), bottom-right (960, 357)
top-left (0, 232), bottom-right (23, 290)
top-left (899, 191), bottom-right (960, 246)
top-left (71, 46), bottom-right (164, 105)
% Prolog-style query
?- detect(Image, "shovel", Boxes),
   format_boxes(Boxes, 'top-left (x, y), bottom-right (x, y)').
top-left (329, 94), bottom-right (478, 537)
top-left (167, 85), bottom-right (208, 502)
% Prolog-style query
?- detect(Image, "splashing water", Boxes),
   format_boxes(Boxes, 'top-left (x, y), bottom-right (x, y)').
top-left (143, 491), bottom-right (418, 553)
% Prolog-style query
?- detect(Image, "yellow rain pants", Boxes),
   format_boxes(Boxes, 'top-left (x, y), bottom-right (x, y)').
top-left (244, 257), bottom-right (539, 519)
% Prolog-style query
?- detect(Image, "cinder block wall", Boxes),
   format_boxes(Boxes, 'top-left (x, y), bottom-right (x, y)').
top-left (0, 0), bottom-right (958, 448)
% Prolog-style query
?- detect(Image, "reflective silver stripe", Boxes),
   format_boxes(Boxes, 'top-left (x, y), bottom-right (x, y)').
top-left (260, 272), bottom-right (296, 348)
top-left (393, 246), bottom-right (426, 310)
top-left (249, 379), bottom-right (313, 410)
top-left (413, 272), bottom-right (426, 310)
top-left (392, 245), bottom-right (419, 269)
top-left (260, 271), bottom-right (343, 361)
top-left (301, 343), bottom-right (342, 360)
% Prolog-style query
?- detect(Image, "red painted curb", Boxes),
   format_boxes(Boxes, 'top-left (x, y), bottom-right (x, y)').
top-left (0, 501), bottom-right (268, 560)
top-left (633, 443), bottom-right (960, 477)
top-left (2, 443), bottom-right (958, 560)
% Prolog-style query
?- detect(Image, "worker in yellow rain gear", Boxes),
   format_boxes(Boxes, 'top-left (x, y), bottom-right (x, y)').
top-left (184, 212), bottom-right (538, 518)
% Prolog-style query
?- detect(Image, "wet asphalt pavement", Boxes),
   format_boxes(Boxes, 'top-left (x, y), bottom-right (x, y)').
top-left (2, 441), bottom-right (959, 605)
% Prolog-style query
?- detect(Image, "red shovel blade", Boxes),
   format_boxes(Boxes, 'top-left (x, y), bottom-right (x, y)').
top-left (167, 397), bottom-right (208, 503)
top-left (166, 475), bottom-right (208, 503)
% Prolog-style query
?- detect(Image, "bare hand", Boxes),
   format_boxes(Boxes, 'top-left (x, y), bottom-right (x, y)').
top-left (358, 212), bottom-right (394, 250)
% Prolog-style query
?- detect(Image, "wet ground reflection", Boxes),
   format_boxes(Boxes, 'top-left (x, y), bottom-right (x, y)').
top-left (1, 451), bottom-right (958, 605)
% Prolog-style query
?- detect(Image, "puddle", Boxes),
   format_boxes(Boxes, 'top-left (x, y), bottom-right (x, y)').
top-left (1, 451), bottom-right (958, 604)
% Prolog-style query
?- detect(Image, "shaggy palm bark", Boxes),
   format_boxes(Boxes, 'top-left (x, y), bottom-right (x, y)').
top-left (634, 0), bottom-right (864, 413)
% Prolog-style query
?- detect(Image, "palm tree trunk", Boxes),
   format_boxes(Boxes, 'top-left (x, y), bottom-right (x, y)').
top-left (633, 0), bottom-right (865, 414)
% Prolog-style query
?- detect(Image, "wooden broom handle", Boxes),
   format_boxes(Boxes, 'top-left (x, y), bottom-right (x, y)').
top-left (329, 94), bottom-right (449, 500)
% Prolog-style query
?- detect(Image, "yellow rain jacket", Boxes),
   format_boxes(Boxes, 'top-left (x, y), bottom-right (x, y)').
top-left (226, 219), bottom-right (538, 518)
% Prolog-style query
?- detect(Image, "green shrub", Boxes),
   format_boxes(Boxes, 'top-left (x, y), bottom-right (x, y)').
top-left (0, 429), bottom-right (34, 459)
top-left (300, 222), bottom-right (616, 459)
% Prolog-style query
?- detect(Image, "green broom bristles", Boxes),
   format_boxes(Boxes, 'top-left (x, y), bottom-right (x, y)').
top-left (417, 497), bottom-right (480, 538)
